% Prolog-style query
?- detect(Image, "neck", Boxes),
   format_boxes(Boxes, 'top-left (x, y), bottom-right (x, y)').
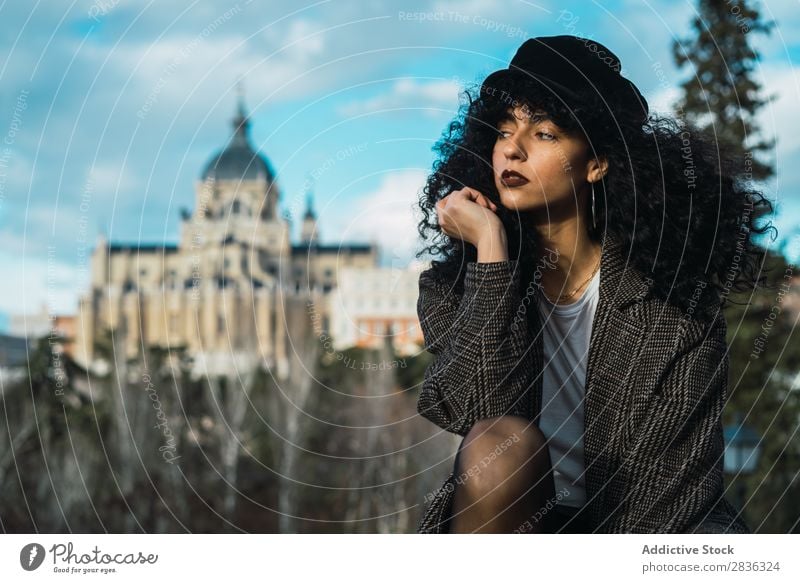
top-left (530, 199), bottom-right (601, 304)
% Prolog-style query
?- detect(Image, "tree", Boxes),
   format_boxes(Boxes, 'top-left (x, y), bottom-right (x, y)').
top-left (723, 249), bottom-right (800, 533)
top-left (673, 1), bottom-right (796, 533)
top-left (673, 0), bottom-right (775, 180)
top-left (0, 332), bottom-right (114, 532)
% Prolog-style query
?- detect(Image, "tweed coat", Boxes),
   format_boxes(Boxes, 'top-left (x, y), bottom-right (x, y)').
top-left (415, 234), bottom-right (751, 534)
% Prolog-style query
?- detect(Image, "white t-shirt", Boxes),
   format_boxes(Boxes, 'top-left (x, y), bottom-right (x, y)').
top-left (535, 267), bottom-right (600, 508)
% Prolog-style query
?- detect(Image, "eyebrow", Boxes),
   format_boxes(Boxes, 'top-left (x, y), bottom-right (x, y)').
top-left (497, 109), bottom-right (552, 126)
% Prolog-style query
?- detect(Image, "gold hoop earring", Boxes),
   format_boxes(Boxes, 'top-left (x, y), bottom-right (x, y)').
top-left (591, 182), bottom-right (596, 229)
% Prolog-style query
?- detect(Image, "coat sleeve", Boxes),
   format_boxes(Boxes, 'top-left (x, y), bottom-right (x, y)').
top-left (415, 260), bottom-right (536, 436)
top-left (606, 313), bottom-right (750, 533)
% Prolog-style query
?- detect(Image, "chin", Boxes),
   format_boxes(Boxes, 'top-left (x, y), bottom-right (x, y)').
top-left (498, 187), bottom-right (542, 213)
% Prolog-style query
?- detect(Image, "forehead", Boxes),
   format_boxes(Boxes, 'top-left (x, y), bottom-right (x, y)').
top-left (498, 104), bottom-right (551, 125)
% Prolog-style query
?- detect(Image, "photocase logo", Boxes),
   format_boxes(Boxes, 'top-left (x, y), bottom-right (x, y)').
top-left (19, 543), bottom-right (46, 571)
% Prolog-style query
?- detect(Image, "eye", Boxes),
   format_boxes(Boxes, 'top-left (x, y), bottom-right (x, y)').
top-left (536, 131), bottom-right (556, 141)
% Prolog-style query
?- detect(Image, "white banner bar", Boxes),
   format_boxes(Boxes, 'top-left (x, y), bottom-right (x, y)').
top-left (1, 534), bottom-right (797, 582)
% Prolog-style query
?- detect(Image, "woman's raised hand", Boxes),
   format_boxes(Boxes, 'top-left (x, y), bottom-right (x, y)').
top-left (435, 187), bottom-right (504, 248)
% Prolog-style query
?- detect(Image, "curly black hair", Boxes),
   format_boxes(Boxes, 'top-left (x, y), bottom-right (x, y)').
top-left (415, 73), bottom-right (776, 319)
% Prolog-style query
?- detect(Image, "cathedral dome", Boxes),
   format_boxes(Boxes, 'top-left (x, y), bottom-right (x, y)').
top-left (201, 98), bottom-right (274, 182)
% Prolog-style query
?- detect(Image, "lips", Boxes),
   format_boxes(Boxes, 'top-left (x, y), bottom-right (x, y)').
top-left (501, 169), bottom-right (529, 187)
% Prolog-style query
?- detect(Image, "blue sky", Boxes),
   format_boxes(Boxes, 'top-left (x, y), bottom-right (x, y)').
top-left (1, 0), bottom-right (798, 326)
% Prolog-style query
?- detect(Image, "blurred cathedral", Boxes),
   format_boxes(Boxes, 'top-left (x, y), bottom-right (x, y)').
top-left (73, 95), bottom-right (378, 378)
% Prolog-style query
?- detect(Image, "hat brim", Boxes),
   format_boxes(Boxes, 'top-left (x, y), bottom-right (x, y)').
top-left (480, 66), bottom-right (649, 121)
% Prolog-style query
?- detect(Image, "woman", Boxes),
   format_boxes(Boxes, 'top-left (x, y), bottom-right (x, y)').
top-left (414, 35), bottom-right (773, 533)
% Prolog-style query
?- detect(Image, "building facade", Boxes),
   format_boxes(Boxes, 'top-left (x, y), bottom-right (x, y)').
top-left (329, 264), bottom-right (425, 356)
top-left (73, 98), bottom-right (378, 378)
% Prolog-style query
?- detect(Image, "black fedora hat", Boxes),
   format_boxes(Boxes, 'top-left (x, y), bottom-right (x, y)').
top-left (481, 35), bottom-right (648, 123)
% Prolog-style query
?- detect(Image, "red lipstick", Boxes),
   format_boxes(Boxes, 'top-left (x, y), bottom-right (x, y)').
top-left (501, 169), bottom-right (529, 187)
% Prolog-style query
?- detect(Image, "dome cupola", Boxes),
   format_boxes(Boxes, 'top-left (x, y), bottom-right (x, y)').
top-left (201, 91), bottom-right (274, 182)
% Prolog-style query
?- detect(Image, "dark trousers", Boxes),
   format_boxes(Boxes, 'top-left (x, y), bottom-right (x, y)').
top-left (547, 504), bottom-right (593, 533)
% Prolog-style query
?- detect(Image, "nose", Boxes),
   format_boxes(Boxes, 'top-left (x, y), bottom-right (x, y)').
top-left (502, 133), bottom-right (526, 161)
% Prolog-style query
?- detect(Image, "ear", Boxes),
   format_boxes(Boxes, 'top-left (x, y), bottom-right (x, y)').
top-left (586, 155), bottom-right (608, 184)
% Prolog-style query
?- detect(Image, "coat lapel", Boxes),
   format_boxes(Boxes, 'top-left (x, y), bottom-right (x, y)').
top-left (527, 234), bottom-right (652, 414)
top-left (582, 234), bottom-right (652, 526)
top-left (526, 233), bottom-right (655, 527)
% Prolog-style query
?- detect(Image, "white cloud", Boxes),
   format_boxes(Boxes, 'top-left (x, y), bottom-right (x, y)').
top-left (755, 64), bottom-right (800, 228)
top-left (754, 0), bottom-right (800, 60)
top-left (325, 169), bottom-right (429, 266)
top-left (337, 78), bottom-right (462, 118)
top-left (757, 64), bottom-right (800, 159)
top-left (0, 249), bottom-right (82, 317)
top-left (87, 161), bottom-right (139, 197)
top-left (432, 0), bottom-right (498, 13)
top-left (0, 150), bottom-right (33, 212)
top-left (637, 60), bottom-right (799, 167)
top-left (432, 0), bottom-right (552, 19)
top-left (280, 18), bottom-right (326, 60)
top-left (646, 84), bottom-right (681, 116)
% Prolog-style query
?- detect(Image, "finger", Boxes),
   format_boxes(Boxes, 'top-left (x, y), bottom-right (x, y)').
top-left (451, 189), bottom-right (470, 203)
top-left (464, 187), bottom-right (482, 201)
top-left (477, 194), bottom-right (497, 211)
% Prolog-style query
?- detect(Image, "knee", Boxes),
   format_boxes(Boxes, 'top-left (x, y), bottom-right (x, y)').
top-left (454, 415), bottom-right (549, 496)
top-left (463, 415), bottom-right (546, 453)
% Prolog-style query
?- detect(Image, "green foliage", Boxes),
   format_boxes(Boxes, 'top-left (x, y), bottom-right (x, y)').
top-left (672, 0), bottom-right (775, 180)
top-left (724, 248), bottom-right (799, 532)
top-left (674, 0), bottom-right (795, 532)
